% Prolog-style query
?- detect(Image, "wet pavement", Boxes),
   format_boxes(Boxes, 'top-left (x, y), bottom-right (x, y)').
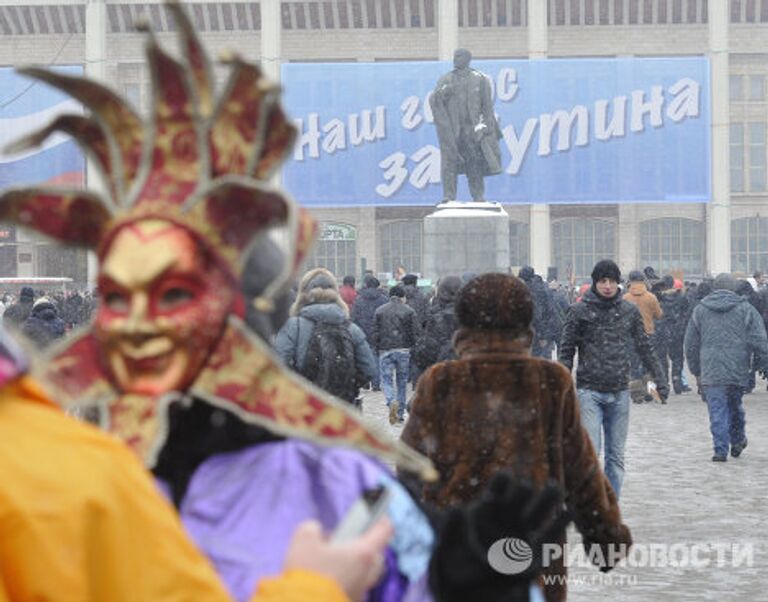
top-left (361, 381), bottom-right (768, 600)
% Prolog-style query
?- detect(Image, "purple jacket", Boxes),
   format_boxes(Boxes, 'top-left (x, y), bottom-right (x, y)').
top-left (156, 439), bottom-right (434, 602)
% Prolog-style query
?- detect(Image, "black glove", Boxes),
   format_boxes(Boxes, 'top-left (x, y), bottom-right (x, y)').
top-left (428, 473), bottom-right (571, 602)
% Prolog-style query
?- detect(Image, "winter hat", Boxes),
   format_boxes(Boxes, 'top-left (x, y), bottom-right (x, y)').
top-left (389, 285), bottom-right (405, 298)
top-left (436, 275), bottom-right (463, 305)
top-left (402, 274), bottom-right (418, 286)
top-left (33, 296), bottom-right (52, 309)
top-left (518, 265), bottom-right (535, 282)
top-left (304, 271), bottom-right (337, 292)
top-left (628, 270), bottom-right (645, 282)
top-left (19, 287), bottom-right (34, 302)
top-left (713, 273), bottom-right (738, 292)
top-left (455, 273), bottom-right (533, 334)
top-left (662, 275), bottom-right (675, 290)
top-left (673, 279), bottom-right (684, 290)
top-left (591, 260), bottom-right (621, 284)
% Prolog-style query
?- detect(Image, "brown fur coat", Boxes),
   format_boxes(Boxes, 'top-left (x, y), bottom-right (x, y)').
top-left (401, 328), bottom-right (632, 602)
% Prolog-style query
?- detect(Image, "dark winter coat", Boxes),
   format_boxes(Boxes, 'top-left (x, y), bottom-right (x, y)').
top-left (559, 287), bottom-right (666, 393)
top-left (656, 289), bottom-right (689, 345)
top-left (402, 329), bottom-right (632, 602)
top-left (412, 303), bottom-right (459, 370)
top-left (274, 302), bottom-right (377, 383)
top-left (2, 300), bottom-right (33, 331)
top-left (20, 302), bottom-right (66, 349)
top-left (522, 275), bottom-right (559, 344)
top-left (402, 284), bottom-right (429, 327)
top-left (350, 287), bottom-right (388, 345)
top-left (684, 289), bottom-right (768, 388)
top-left (373, 299), bottom-right (419, 353)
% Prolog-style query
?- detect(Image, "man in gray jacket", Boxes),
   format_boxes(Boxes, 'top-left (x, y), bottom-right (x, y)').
top-left (684, 273), bottom-right (768, 462)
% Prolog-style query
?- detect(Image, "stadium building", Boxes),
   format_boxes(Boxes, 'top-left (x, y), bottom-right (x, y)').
top-left (0, 0), bottom-right (767, 285)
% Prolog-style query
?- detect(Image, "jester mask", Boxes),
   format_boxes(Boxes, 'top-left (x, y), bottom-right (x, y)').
top-left (0, 0), bottom-right (432, 478)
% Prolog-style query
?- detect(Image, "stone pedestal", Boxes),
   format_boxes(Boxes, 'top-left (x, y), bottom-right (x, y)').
top-left (423, 201), bottom-right (510, 281)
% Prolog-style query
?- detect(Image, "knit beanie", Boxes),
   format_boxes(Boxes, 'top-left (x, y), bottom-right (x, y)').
top-left (591, 260), bottom-right (621, 284)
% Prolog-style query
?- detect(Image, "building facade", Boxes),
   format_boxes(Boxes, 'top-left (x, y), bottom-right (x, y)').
top-left (0, 0), bottom-right (767, 284)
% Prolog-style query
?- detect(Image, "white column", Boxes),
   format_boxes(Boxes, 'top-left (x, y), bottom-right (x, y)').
top-left (260, 0), bottom-right (282, 83)
top-left (527, 0), bottom-right (550, 274)
top-left (261, 0), bottom-right (282, 188)
top-left (707, 0), bottom-right (731, 275)
top-left (437, 0), bottom-right (458, 60)
top-left (84, 0), bottom-right (108, 288)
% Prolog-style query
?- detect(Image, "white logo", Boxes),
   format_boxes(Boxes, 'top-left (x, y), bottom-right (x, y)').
top-left (487, 537), bottom-right (533, 575)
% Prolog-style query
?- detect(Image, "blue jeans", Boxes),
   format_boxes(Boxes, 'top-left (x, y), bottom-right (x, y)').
top-left (380, 350), bottom-right (410, 416)
top-left (702, 386), bottom-right (746, 457)
top-left (368, 341), bottom-right (380, 388)
top-left (577, 389), bottom-right (630, 498)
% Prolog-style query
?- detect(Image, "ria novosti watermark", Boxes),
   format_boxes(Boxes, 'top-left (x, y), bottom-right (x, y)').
top-left (487, 537), bottom-right (755, 575)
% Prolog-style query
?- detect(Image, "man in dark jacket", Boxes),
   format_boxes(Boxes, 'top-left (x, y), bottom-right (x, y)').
top-left (684, 273), bottom-right (768, 462)
top-left (21, 297), bottom-right (66, 349)
top-left (350, 275), bottom-right (388, 389)
top-left (373, 285), bottom-right (419, 424)
top-left (3, 286), bottom-right (34, 332)
top-left (519, 266), bottom-right (558, 359)
top-left (559, 260), bottom-right (668, 498)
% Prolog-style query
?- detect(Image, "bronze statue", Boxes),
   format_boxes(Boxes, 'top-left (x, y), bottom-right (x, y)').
top-left (430, 49), bottom-right (502, 202)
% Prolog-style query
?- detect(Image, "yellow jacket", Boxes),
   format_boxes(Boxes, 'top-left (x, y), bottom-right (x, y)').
top-left (0, 377), bottom-right (347, 602)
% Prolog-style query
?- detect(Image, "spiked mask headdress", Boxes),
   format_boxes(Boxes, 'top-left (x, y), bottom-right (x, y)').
top-left (0, 0), bottom-right (433, 479)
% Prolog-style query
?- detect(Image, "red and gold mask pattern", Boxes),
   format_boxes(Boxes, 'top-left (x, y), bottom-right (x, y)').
top-left (0, 0), bottom-right (434, 479)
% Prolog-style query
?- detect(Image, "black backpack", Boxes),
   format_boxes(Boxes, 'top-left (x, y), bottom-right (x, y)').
top-left (299, 317), bottom-right (359, 402)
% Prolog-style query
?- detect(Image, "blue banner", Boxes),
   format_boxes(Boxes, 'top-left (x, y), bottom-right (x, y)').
top-left (281, 57), bottom-right (710, 207)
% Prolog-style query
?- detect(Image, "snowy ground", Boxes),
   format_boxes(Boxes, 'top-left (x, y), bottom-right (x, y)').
top-left (361, 383), bottom-right (768, 600)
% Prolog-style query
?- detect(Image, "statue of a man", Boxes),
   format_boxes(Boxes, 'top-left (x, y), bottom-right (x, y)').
top-left (430, 49), bottom-right (502, 202)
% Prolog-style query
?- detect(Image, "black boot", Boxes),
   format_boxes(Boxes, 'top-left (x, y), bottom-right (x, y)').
top-left (672, 377), bottom-right (684, 395)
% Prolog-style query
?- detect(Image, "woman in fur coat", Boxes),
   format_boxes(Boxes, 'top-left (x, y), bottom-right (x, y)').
top-left (401, 273), bottom-right (632, 602)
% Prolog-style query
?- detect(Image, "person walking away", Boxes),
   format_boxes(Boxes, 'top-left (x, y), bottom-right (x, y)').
top-left (275, 268), bottom-right (376, 406)
top-left (2, 286), bottom-right (34, 332)
top-left (339, 275), bottom-right (357, 310)
top-left (21, 297), bottom-right (66, 349)
top-left (559, 260), bottom-right (669, 498)
top-left (654, 275), bottom-right (690, 395)
top-left (412, 275), bottom-right (462, 373)
top-left (623, 270), bottom-right (663, 403)
top-left (684, 273), bottom-right (768, 462)
top-left (401, 274), bottom-right (428, 328)
top-left (402, 273), bottom-right (632, 602)
top-left (373, 285), bottom-right (419, 424)
top-left (350, 275), bottom-right (388, 389)
top-left (518, 266), bottom-right (558, 359)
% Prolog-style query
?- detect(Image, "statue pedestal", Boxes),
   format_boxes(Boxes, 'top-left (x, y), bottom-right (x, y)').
top-left (423, 200), bottom-right (510, 281)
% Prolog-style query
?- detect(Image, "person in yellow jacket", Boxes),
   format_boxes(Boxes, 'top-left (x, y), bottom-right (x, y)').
top-left (0, 334), bottom-right (390, 602)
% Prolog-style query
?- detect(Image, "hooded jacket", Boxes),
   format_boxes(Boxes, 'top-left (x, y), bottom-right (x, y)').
top-left (559, 288), bottom-right (666, 393)
top-left (684, 289), bottom-right (768, 387)
top-left (622, 282), bottom-right (662, 335)
top-left (21, 301), bottom-right (66, 349)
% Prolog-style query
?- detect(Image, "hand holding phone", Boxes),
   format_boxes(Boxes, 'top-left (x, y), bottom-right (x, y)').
top-left (331, 486), bottom-right (392, 543)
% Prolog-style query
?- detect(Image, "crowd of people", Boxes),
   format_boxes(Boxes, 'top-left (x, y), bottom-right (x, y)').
top-left (0, 287), bottom-right (95, 349)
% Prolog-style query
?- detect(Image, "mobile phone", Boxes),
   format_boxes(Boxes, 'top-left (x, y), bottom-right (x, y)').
top-left (330, 485), bottom-right (392, 543)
